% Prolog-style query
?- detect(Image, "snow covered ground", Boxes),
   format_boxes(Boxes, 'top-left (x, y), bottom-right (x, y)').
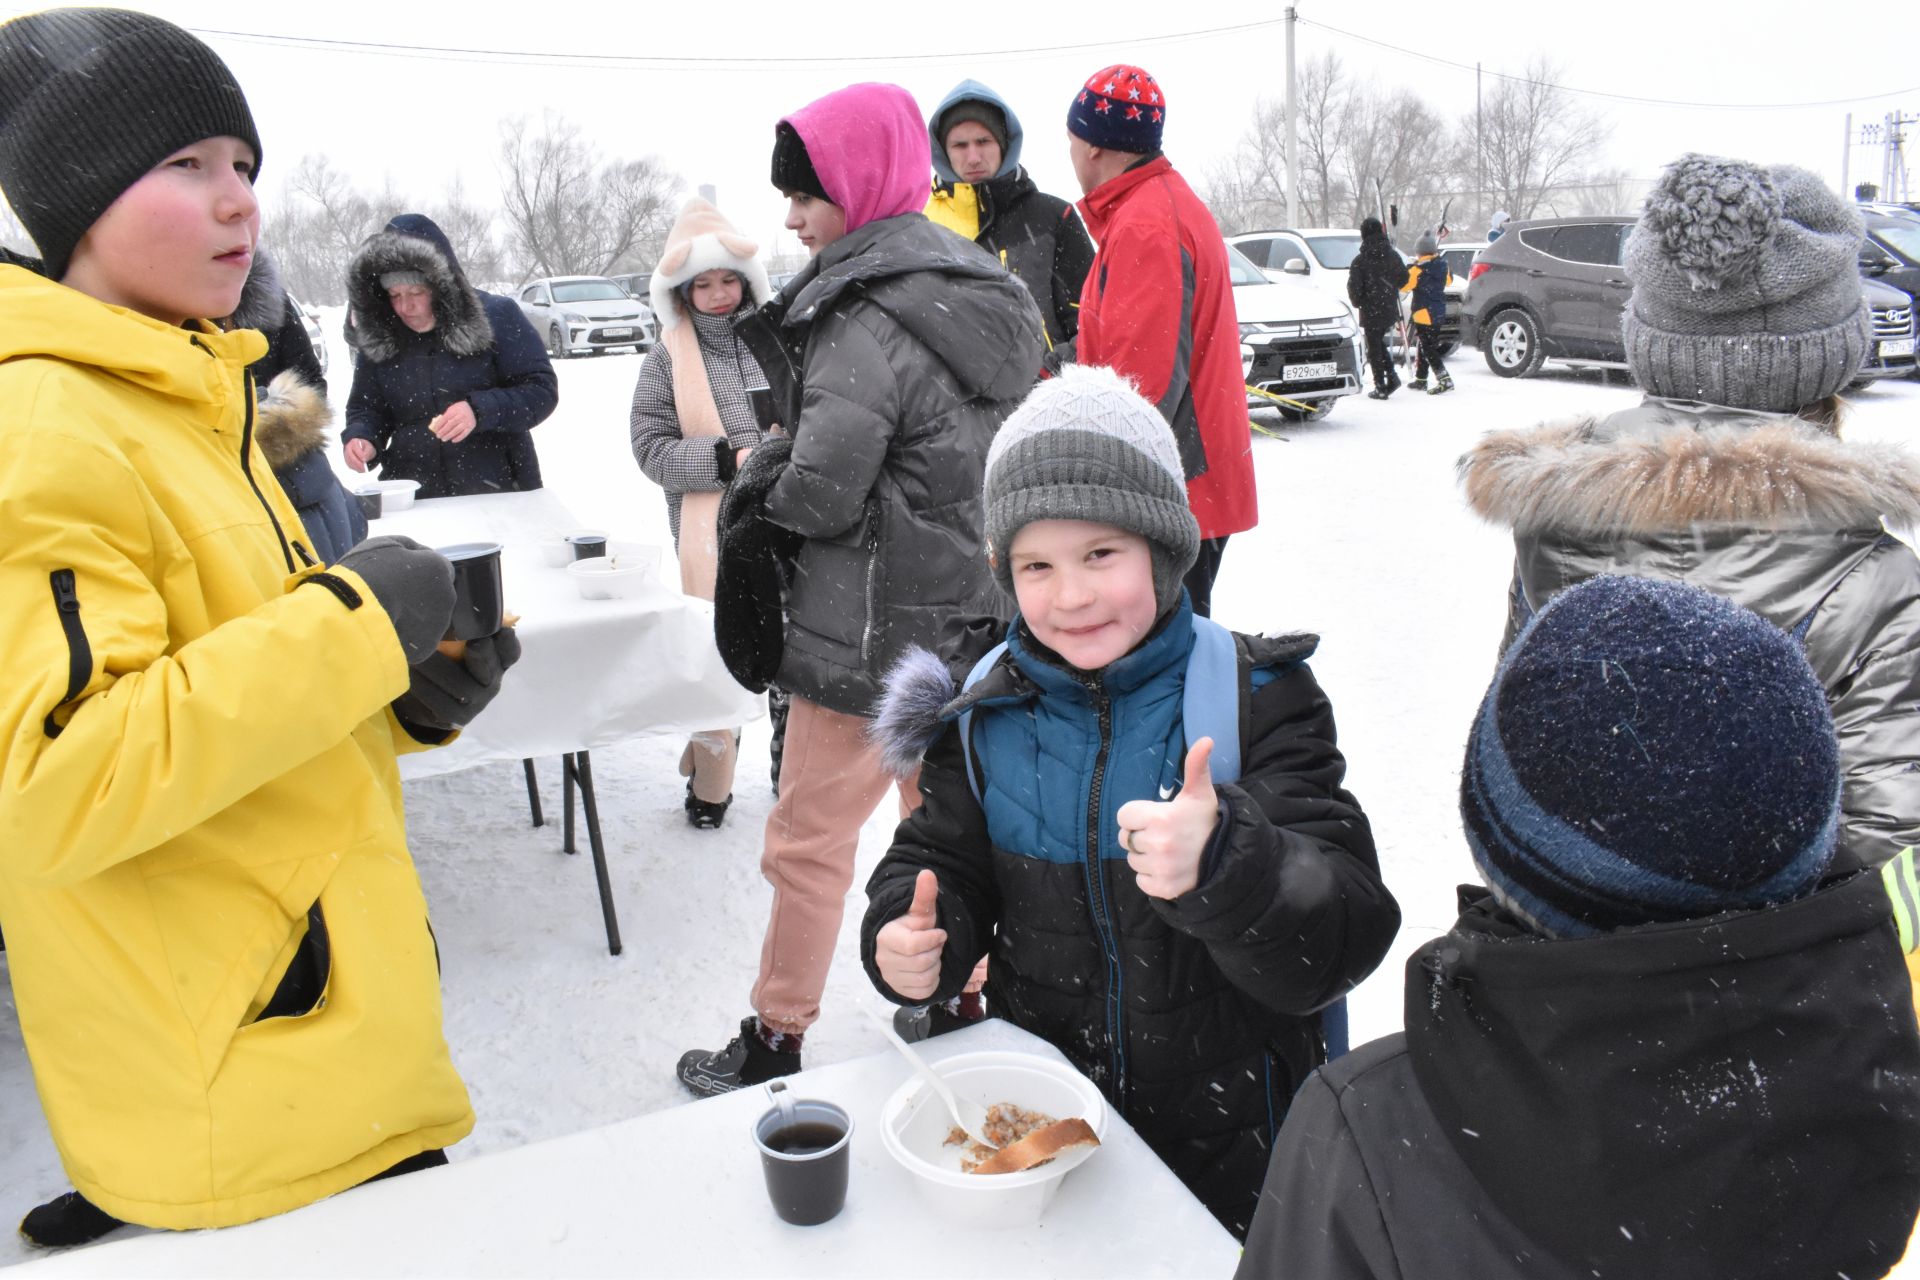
top-left (2, 320), bottom-right (1917, 1271)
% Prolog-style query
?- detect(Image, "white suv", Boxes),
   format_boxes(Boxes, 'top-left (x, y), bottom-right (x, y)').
top-left (1227, 228), bottom-right (1365, 302)
top-left (1227, 243), bottom-right (1364, 422)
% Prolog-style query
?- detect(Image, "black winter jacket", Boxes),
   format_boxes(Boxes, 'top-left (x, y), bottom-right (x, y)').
top-left (933, 168), bottom-right (1094, 350)
top-left (343, 215), bottom-right (557, 500)
top-left (861, 606), bottom-right (1399, 1238)
top-left (1346, 232), bottom-right (1408, 330)
top-left (1237, 879), bottom-right (1920, 1280)
top-left (733, 213), bottom-right (1043, 716)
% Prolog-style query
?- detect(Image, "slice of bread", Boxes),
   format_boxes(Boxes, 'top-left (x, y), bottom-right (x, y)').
top-left (966, 1117), bottom-right (1100, 1175)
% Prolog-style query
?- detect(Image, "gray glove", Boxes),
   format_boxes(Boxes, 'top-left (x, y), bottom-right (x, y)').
top-left (393, 628), bottom-right (523, 732)
top-left (333, 535), bottom-right (456, 666)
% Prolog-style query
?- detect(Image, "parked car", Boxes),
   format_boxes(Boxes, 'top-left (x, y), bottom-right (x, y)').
top-left (516, 276), bottom-right (655, 358)
top-left (1459, 214), bottom-right (1917, 385)
top-left (1431, 240), bottom-right (1486, 357)
top-left (1228, 242), bottom-right (1364, 422)
top-left (1227, 228), bottom-right (1364, 300)
top-left (289, 295), bottom-right (327, 377)
top-left (1859, 205), bottom-right (1920, 319)
top-left (608, 272), bottom-right (649, 300)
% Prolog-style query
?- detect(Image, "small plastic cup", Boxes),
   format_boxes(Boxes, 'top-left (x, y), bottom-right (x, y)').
top-left (354, 488), bottom-right (383, 520)
top-left (567, 532), bottom-right (608, 560)
top-left (438, 542), bottom-right (505, 642)
top-left (752, 1081), bottom-right (852, 1227)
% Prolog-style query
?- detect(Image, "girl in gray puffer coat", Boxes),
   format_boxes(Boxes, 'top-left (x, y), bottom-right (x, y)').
top-left (675, 81), bottom-right (1044, 1097)
top-left (1458, 154), bottom-right (1920, 875)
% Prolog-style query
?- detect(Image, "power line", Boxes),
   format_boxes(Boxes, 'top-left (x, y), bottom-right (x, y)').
top-left (1299, 17), bottom-right (1920, 112)
top-left (165, 17), bottom-right (1293, 71)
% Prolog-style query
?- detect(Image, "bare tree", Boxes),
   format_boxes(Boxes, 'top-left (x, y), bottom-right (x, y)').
top-left (1552, 167), bottom-right (1648, 217)
top-left (1474, 58), bottom-right (1609, 221)
top-left (430, 176), bottom-right (504, 287)
top-left (498, 113), bottom-right (681, 279)
top-left (266, 154), bottom-right (411, 304)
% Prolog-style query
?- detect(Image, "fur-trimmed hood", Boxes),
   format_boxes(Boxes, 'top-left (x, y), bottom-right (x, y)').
top-left (229, 248), bottom-right (291, 332)
top-left (649, 198), bottom-right (772, 334)
top-left (343, 214), bottom-right (491, 365)
top-left (1459, 397), bottom-right (1920, 536)
top-left (253, 369), bottom-right (333, 469)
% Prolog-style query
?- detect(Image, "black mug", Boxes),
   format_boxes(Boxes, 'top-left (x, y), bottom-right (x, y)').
top-left (752, 1082), bottom-right (852, 1227)
top-left (568, 533), bottom-right (607, 560)
top-left (437, 542), bottom-right (505, 642)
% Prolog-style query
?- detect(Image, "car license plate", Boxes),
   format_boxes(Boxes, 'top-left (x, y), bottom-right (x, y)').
top-left (1283, 362), bottom-right (1337, 381)
top-left (1881, 338), bottom-right (1915, 358)
top-left (601, 328), bottom-right (634, 340)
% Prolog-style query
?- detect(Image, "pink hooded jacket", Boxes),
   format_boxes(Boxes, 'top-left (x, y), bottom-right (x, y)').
top-left (780, 83), bottom-right (929, 233)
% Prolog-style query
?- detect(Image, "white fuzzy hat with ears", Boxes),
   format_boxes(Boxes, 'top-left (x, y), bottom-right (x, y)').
top-left (650, 197), bottom-right (773, 331)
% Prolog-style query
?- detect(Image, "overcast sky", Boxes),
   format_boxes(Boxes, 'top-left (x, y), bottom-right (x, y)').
top-left (5, 1), bottom-right (1915, 265)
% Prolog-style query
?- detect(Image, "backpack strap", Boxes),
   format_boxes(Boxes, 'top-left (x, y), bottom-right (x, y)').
top-left (1184, 614), bottom-right (1242, 785)
top-left (957, 641), bottom-right (1010, 806)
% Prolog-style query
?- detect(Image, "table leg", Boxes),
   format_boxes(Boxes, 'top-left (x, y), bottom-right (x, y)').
top-left (561, 755), bottom-right (577, 855)
top-left (572, 751), bottom-right (623, 957)
top-left (522, 759), bottom-right (545, 829)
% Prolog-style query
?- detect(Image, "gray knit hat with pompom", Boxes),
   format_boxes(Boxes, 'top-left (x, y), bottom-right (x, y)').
top-left (1624, 153), bottom-right (1867, 413)
top-left (984, 364), bottom-right (1200, 616)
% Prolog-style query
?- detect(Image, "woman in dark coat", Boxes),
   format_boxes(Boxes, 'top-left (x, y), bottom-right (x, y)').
top-left (1346, 215), bottom-right (1408, 398)
top-left (342, 214), bottom-right (557, 500)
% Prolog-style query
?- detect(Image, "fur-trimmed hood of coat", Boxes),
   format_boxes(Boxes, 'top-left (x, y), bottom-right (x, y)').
top-left (229, 248), bottom-right (292, 332)
top-left (343, 214), bottom-right (492, 365)
top-left (1459, 397), bottom-right (1920, 536)
top-left (253, 369), bottom-right (334, 469)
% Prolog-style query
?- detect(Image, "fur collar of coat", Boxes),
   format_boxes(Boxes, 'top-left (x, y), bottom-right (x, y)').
top-left (229, 249), bottom-right (291, 332)
top-left (343, 230), bottom-right (492, 364)
top-left (253, 369), bottom-right (334, 470)
top-left (1459, 397), bottom-right (1920, 537)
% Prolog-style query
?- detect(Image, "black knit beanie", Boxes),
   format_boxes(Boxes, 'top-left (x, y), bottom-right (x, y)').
top-left (0, 8), bottom-right (262, 280)
top-left (770, 121), bottom-right (830, 204)
top-left (936, 100), bottom-right (1010, 158)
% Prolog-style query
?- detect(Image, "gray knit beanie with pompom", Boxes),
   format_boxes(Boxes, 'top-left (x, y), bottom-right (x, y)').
top-left (1623, 153), bottom-right (1868, 413)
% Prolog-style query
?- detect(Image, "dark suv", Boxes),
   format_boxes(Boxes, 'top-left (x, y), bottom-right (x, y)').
top-left (1461, 214), bottom-right (1917, 384)
top-left (1860, 207), bottom-right (1920, 312)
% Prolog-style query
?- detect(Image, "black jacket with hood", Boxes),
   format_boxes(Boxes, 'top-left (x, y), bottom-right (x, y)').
top-left (1346, 223), bottom-right (1409, 330)
top-left (926, 80), bottom-right (1094, 350)
top-left (1236, 878), bottom-right (1920, 1280)
top-left (732, 213), bottom-right (1044, 716)
top-left (343, 214), bottom-right (557, 500)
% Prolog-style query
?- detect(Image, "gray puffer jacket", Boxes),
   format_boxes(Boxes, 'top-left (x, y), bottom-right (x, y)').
top-left (1460, 396), bottom-right (1920, 873)
top-left (734, 214), bottom-right (1044, 716)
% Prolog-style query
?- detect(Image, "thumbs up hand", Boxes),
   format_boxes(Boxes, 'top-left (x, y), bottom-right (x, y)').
top-left (876, 869), bottom-right (947, 1000)
top-left (1116, 738), bottom-right (1220, 901)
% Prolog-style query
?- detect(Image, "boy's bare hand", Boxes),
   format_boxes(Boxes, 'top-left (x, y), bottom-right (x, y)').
top-left (1117, 738), bottom-right (1220, 900)
top-left (875, 869), bottom-right (946, 1000)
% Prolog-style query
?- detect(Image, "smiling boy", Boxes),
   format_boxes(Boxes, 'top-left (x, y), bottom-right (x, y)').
top-left (0, 8), bottom-right (494, 1247)
top-left (861, 364), bottom-right (1400, 1238)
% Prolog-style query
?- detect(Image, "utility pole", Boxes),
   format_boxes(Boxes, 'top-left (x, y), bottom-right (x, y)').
top-left (1841, 112), bottom-right (1851, 199)
top-left (1285, 6), bottom-right (1299, 228)
top-left (1476, 63), bottom-right (1484, 234)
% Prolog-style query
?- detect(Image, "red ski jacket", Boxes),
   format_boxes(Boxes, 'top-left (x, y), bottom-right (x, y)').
top-left (1075, 156), bottom-right (1257, 540)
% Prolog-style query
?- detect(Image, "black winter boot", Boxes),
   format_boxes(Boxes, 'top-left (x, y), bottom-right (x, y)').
top-left (1407, 376), bottom-right (1428, 392)
top-left (1430, 371), bottom-right (1455, 394)
top-left (19, 1191), bottom-right (122, 1249)
top-left (677, 1016), bottom-right (801, 1097)
top-left (684, 779), bottom-right (732, 830)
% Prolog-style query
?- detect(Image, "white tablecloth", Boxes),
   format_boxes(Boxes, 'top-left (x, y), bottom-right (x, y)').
top-left (365, 491), bottom-right (763, 779)
top-left (15, 1022), bottom-right (1239, 1278)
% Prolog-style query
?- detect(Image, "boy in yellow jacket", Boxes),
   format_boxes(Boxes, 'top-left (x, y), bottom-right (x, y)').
top-left (0, 8), bottom-right (518, 1248)
top-left (1401, 229), bottom-right (1454, 394)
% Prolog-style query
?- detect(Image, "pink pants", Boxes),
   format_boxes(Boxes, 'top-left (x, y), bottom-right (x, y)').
top-left (752, 695), bottom-right (920, 1034)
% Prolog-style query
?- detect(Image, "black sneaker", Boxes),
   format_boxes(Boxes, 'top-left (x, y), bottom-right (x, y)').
top-left (1366, 387), bottom-right (1392, 400)
top-left (684, 780), bottom-right (732, 830)
top-left (19, 1191), bottom-right (123, 1249)
top-left (1407, 377), bottom-right (1428, 392)
top-left (677, 1016), bottom-right (800, 1097)
top-left (1430, 373), bottom-right (1454, 395)
top-left (893, 994), bottom-right (988, 1043)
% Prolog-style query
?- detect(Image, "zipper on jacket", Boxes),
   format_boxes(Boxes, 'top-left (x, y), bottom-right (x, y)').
top-left (1080, 674), bottom-right (1129, 1105)
top-left (42, 570), bottom-right (91, 739)
top-left (212, 362), bottom-right (296, 574)
top-left (860, 524), bottom-right (880, 664)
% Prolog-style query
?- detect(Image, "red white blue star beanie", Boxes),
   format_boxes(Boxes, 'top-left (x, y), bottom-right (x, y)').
top-left (1068, 65), bottom-right (1165, 153)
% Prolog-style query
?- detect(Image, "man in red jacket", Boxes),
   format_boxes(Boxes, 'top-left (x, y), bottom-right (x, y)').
top-left (1066, 64), bottom-right (1256, 617)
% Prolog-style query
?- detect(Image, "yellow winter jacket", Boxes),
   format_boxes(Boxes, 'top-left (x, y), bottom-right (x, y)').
top-left (0, 268), bottom-right (474, 1230)
top-left (925, 181), bottom-right (981, 242)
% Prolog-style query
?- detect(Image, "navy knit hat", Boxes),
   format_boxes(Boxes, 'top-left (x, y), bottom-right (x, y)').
top-left (1067, 65), bottom-right (1165, 154)
top-left (1461, 575), bottom-right (1839, 938)
top-left (0, 8), bottom-right (262, 280)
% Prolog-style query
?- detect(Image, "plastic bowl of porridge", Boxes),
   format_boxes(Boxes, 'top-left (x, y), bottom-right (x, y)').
top-left (877, 1049), bottom-right (1107, 1227)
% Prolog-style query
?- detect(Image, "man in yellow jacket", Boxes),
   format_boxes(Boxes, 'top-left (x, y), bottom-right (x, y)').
top-left (0, 9), bottom-right (516, 1248)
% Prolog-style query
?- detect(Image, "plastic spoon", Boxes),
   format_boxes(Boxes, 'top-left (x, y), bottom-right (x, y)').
top-left (867, 1007), bottom-right (1000, 1149)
